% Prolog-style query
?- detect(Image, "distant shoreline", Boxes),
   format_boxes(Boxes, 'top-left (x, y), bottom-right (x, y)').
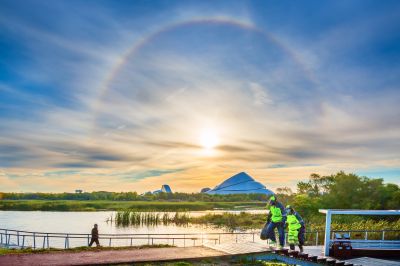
top-left (0, 200), bottom-right (266, 212)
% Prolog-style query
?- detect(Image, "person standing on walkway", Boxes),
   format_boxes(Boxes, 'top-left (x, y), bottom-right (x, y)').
top-left (265, 195), bottom-right (286, 249)
top-left (89, 224), bottom-right (100, 247)
top-left (285, 205), bottom-right (305, 253)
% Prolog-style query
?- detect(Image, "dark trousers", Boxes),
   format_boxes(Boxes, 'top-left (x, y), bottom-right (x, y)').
top-left (298, 226), bottom-right (305, 246)
top-left (265, 221), bottom-right (285, 246)
top-left (89, 237), bottom-right (100, 247)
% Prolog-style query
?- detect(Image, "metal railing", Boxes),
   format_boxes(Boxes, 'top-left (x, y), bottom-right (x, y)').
top-left (1, 228), bottom-right (399, 250)
top-left (328, 229), bottom-right (400, 249)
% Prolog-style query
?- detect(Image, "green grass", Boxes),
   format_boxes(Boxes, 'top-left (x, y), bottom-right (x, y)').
top-left (0, 200), bottom-right (265, 212)
top-left (0, 244), bottom-right (172, 256)
top-left (191, 212), bottom-right (266, 229)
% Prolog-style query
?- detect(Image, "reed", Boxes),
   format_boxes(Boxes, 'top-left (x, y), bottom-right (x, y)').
top-left (114, 211), bottom-right (190, 227)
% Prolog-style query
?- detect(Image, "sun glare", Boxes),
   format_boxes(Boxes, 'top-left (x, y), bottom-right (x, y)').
top-left (200, 128), bottom-right (219, 150)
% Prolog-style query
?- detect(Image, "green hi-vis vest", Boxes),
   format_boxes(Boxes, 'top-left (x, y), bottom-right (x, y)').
top-left (287, 214), bottom-right (301, 230)
top-left (269, 205), bottom-right (283, 223)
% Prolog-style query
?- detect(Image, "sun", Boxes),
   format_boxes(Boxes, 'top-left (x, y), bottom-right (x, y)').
top-left (200, 128), bottom-right (219, 150)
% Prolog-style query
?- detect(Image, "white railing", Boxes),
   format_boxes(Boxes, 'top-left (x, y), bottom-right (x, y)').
top-left (1, 228), bottom-right (398, 250)
top-left (319, 209), bottom-right (400, 255)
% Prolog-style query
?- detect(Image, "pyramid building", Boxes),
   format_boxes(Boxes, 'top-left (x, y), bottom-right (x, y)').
top-left (206, 172), bottom-right (274, 195)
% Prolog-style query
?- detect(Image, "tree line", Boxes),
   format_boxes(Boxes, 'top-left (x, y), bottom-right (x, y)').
top-left (0, 190), bottom-right (268, 202)
top-left (279, 171), bottom-right (400, 218)
top-left (1, 172), bottom-right (399, 215)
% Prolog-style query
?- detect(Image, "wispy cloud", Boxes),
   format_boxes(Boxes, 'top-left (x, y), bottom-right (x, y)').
top-left (0, 1), bottom-right (399, 192)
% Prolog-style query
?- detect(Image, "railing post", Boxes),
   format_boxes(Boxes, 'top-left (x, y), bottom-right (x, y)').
top-left (382, 230), bottom-right (385, 240)
top-left (47, 233), bottom-right (49, 249)
top-left (316, 231), bottom-right (319, 246)
top-left (87, 234), bottom-right (90, 246)
top-left (365, 231), bottom-right (368, 241)
top-left (252, 233), bottom-right (255, 242)
top-left (218, 234), bottom-right (221, 244)
top-left (109, 238), bottom-right (111, 247)
top-left (33, 232), bottom-right (36, 249)
top-left (43, 236), bottom-right (46, 249)
top-left (183, 234), bottom-right (186, 247)
top-left (130, 238), bottom-right (132, 246)
top-left (235, 234), bottom-right (238, 243)
top-left (324, 210), bottom-right (332, 256)
top-left (148, 234), bottom-right (150, 245)
top-left (22, 235), bottom-right (25, 248)
top-left (17, 231), bottom-right (20, 246)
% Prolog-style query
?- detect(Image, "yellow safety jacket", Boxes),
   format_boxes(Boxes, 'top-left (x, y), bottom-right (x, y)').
top-left (287, 214), bottom-right (301, 230)
top-left (270, 205), bottom-right (283, 223)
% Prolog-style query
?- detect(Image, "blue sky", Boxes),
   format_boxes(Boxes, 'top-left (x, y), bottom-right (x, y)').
top-left (0, 0), bottom-right (399, 192)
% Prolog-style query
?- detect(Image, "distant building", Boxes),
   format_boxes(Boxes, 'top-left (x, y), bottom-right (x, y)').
top-left (206, 172), bottom-right (274, 195)
top-left (161, 184), bottom-right (172, 193)
top-left (151, 184), bottom-right (173, 194)
top-left (75, 189), bottom-right (83, 193)
top-left (200, 187), bottom-right (211, 193)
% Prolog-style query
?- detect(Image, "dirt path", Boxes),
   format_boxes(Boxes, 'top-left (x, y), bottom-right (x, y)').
top-left (0, 246), bottom-right (228, 266)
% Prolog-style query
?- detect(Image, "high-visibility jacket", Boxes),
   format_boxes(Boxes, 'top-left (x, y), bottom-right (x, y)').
top-left (287, 214), bottom-right (301, 230)
top-left (269, 201), bottom-right (285, 223)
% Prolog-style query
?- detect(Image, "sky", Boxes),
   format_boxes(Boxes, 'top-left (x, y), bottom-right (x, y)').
top-left (0, 0), bottom-right (399, 193)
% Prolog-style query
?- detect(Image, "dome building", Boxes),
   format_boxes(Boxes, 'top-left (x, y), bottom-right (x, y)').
top-left (161, 184), bottom-right (172, 193)
top-left (206, 172), bottom-right (274, 195)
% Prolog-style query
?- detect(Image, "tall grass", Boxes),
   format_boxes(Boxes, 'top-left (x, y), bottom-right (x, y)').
top-left (113, 211), bottom-right (190, 227)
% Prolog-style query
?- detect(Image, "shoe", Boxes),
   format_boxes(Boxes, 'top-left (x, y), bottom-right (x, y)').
top-left (269, 240), bottom-right (276, 250)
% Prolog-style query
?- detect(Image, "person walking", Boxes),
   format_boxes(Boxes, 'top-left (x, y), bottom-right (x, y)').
top-left (89, 224), bottom-right (100, 247)
top-left (265, 195), bottom-right (286, 249)
top-left (285, 205), bottom-right (305, 253)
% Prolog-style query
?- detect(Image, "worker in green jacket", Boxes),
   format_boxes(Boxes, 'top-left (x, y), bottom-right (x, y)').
top-left (285, 205), bottom-right (305, 252)
top-left (265, 195), bottom-right (286, 248)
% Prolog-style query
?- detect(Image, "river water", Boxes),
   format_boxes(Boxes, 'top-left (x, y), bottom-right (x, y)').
top-left (0, 210), bottom-right (268, 248)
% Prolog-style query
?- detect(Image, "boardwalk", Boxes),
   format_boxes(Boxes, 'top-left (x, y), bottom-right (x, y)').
top-left (0, 246), bottom-right (227, 266)
top-left (1, 242), bottom-right (400, 266)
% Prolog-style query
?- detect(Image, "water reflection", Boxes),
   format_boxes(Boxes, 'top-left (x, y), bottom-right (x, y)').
top-left (0, 210), bottom-right (267, 248)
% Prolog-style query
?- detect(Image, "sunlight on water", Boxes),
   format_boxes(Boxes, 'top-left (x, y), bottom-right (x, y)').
top-left (0, 210), bottom-right (267, 248)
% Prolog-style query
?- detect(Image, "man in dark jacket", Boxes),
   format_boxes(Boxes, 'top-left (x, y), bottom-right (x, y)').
top-left (265, 195), bottom-right (286, 249)
top-left (89, 224), bottom-right (100, 247)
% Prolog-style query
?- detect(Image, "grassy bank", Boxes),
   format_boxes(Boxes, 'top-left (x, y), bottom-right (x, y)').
top-left (0, 200), bottom-right (265, 212)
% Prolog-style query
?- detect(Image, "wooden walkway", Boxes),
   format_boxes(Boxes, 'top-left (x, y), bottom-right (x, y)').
top-left (205, 242), bottom-right (400, 266)
top-left (1, 242), bottom-right (399, 266)
top-left (0, 246), bottom-right (227, 266)
top-left (344, 257), bottom-right (400, 266)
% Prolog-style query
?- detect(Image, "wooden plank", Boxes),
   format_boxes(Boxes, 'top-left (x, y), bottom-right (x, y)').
top-left (345, 257), bottom-right (400, 266)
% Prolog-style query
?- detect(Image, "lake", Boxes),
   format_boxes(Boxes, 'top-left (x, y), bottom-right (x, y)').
top-left (0, 210), bottom-right (267, 248)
